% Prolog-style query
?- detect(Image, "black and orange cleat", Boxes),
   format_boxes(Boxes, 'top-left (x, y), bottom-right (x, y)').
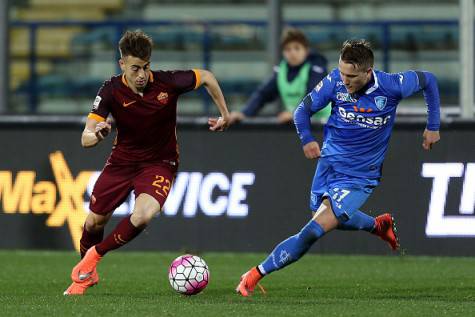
top-left (236, 267), bottom-right (266, 297)
top-left (373, 213), bottom-right (400, 251)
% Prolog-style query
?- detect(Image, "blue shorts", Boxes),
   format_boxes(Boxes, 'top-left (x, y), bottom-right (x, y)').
top-left (309, 158), bottom-right (379, 222)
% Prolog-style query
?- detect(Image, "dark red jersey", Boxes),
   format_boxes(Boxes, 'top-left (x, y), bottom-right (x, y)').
top-left (88, 70), bottom-right (200, 164)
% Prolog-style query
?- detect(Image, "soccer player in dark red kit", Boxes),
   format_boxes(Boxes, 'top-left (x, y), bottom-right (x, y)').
top-left (64, 30), bottom-right (230, 295)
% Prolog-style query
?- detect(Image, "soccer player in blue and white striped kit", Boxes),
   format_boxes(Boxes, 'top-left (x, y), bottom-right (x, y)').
top-left (236, 39), bottom-right (441, 297)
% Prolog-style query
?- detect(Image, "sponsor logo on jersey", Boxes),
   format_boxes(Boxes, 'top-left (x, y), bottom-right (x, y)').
top-left (122, 100), bottom-right (136, 107)
top-left (352, 105), bottom-right (373, 113)
top-left (336, 92), bottom-right (357, 103)
top-left (337, 106), bottom-right (391, 128)
top-left (374, 96), bottom-right (388, 110)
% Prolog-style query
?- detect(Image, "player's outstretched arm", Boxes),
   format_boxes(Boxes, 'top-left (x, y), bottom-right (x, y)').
top-left (294, 101), bottom-right (321, 159)
top-left (195, 69), bottom-right (230, 131)
top-left (293, 72), bottom-right (334, 159)
top-left (416, 71), bottom-right (441, 150)
top-left (81, 117), bottom-right (112, 148)
top-left (395, 70), bottom-right (442, 151)
top-left (294, 88), bottom-right (329, 159)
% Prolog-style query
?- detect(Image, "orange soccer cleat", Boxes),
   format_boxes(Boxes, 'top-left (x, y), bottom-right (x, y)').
top-left (63, 268), bottom-right (99, 295)
top-left (373, 213), bottom-right (400, 251)
top-left (71, 246), bottom-right (102, 284)
top-left (236, 267), bottom-right (265, 297)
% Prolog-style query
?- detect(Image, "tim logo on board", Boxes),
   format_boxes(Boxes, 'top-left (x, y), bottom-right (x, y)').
top-left (422, 163), bottom-right (475, 237)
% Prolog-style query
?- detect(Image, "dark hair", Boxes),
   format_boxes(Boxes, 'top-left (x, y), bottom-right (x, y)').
top-left (119, 30), bottom-right (153, 60)
top-left (280, 27), bottom-right (310, 49)
top-left (340, 39), bottom-right (374, 70)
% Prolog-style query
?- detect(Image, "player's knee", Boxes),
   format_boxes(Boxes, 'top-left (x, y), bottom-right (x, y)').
top-left (130, 211), bottom-right (152, 227)
top-left (84, 212), bottom-right (109, 232)
top-left (131, 193), bottom-right (162, 226)
top-left (131, 206), bottom-right (160, 227)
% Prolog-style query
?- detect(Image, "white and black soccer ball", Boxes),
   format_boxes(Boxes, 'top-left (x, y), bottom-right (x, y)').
top-left (168, 254), bottom-right (209, 295)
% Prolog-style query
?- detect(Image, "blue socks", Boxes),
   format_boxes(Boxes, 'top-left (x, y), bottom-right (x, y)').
top-left (257, 211), bottom-right (375, 276)
top-left (258, 220), bottom-right (325, 275)
top-left (338, 210), bottom-right (375, 232)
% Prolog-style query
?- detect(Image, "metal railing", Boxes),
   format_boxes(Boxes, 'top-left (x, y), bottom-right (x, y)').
top-left (9, 19), bottom-right (459, 113)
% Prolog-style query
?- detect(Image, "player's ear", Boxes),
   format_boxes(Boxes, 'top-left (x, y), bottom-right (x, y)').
top-left (366, 67), bottom-right (373, 78)
top-left (119, 58), bottom-right (125, 72)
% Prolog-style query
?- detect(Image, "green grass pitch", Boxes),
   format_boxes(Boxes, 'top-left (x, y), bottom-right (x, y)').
top-left (0, 251), bottom-right (474, 316)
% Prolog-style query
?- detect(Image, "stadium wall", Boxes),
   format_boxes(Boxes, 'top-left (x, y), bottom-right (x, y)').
top-left (0, 118), bottom-right (474, 256)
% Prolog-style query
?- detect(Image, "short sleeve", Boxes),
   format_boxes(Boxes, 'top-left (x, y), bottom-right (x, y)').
top-left (88, 81), bottom-right (113, 122)
top-left (168, 70), bottom-right (199, 94)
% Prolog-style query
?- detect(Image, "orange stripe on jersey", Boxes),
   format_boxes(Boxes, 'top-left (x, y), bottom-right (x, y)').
top-left (192, 69), bottom-right (201, 89)
top-left (88, 113), bottom-right (105, 122)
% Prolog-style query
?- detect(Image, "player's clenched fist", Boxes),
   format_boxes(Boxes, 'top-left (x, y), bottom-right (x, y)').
top-left (422, 129), bottom-right (440, 150)
top-left (303, 141), bottom-right (321, 159)
top-left (95, 119), bottom-right (112, 140)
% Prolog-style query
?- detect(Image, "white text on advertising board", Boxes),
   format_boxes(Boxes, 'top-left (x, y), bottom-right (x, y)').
top-left (0, 151), bottom-right (255, 251)
top-left (422, 163), bottom-right (475, 237)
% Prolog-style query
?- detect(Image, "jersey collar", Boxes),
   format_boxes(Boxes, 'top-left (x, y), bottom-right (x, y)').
top-left (365, 70), bottom-right (379, 94)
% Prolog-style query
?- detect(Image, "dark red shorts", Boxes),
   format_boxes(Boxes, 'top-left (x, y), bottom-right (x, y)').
top-left (89, 161), bottom-right (177, 215)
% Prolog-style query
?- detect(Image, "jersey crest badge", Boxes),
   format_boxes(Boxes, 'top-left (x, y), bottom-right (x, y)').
top-left (157, 92), bottom-right (169, 105)
top-left (374, 96), bottom-right (387, 110)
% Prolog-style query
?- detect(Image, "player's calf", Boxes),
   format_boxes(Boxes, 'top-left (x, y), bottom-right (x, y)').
top-left (236, 218), bottom-right (326, 296)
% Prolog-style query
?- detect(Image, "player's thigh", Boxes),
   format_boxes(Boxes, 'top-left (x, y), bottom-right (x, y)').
top-left (90, 163), bottom-right (135, 215)
top-left (312, 198), bottom-right (339, 232)
top-left (309, 159), bottom-right (331, 213)
top-left (133, 163), bottom-right (176, 213)
top-left (131, 193), bottom-right (162, 226)
top-left (325, 183), bottom-right (373, 222)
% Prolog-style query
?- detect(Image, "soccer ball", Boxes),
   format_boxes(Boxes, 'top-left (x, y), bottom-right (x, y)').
top-left (168, 254), bottom-right (209, 295)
